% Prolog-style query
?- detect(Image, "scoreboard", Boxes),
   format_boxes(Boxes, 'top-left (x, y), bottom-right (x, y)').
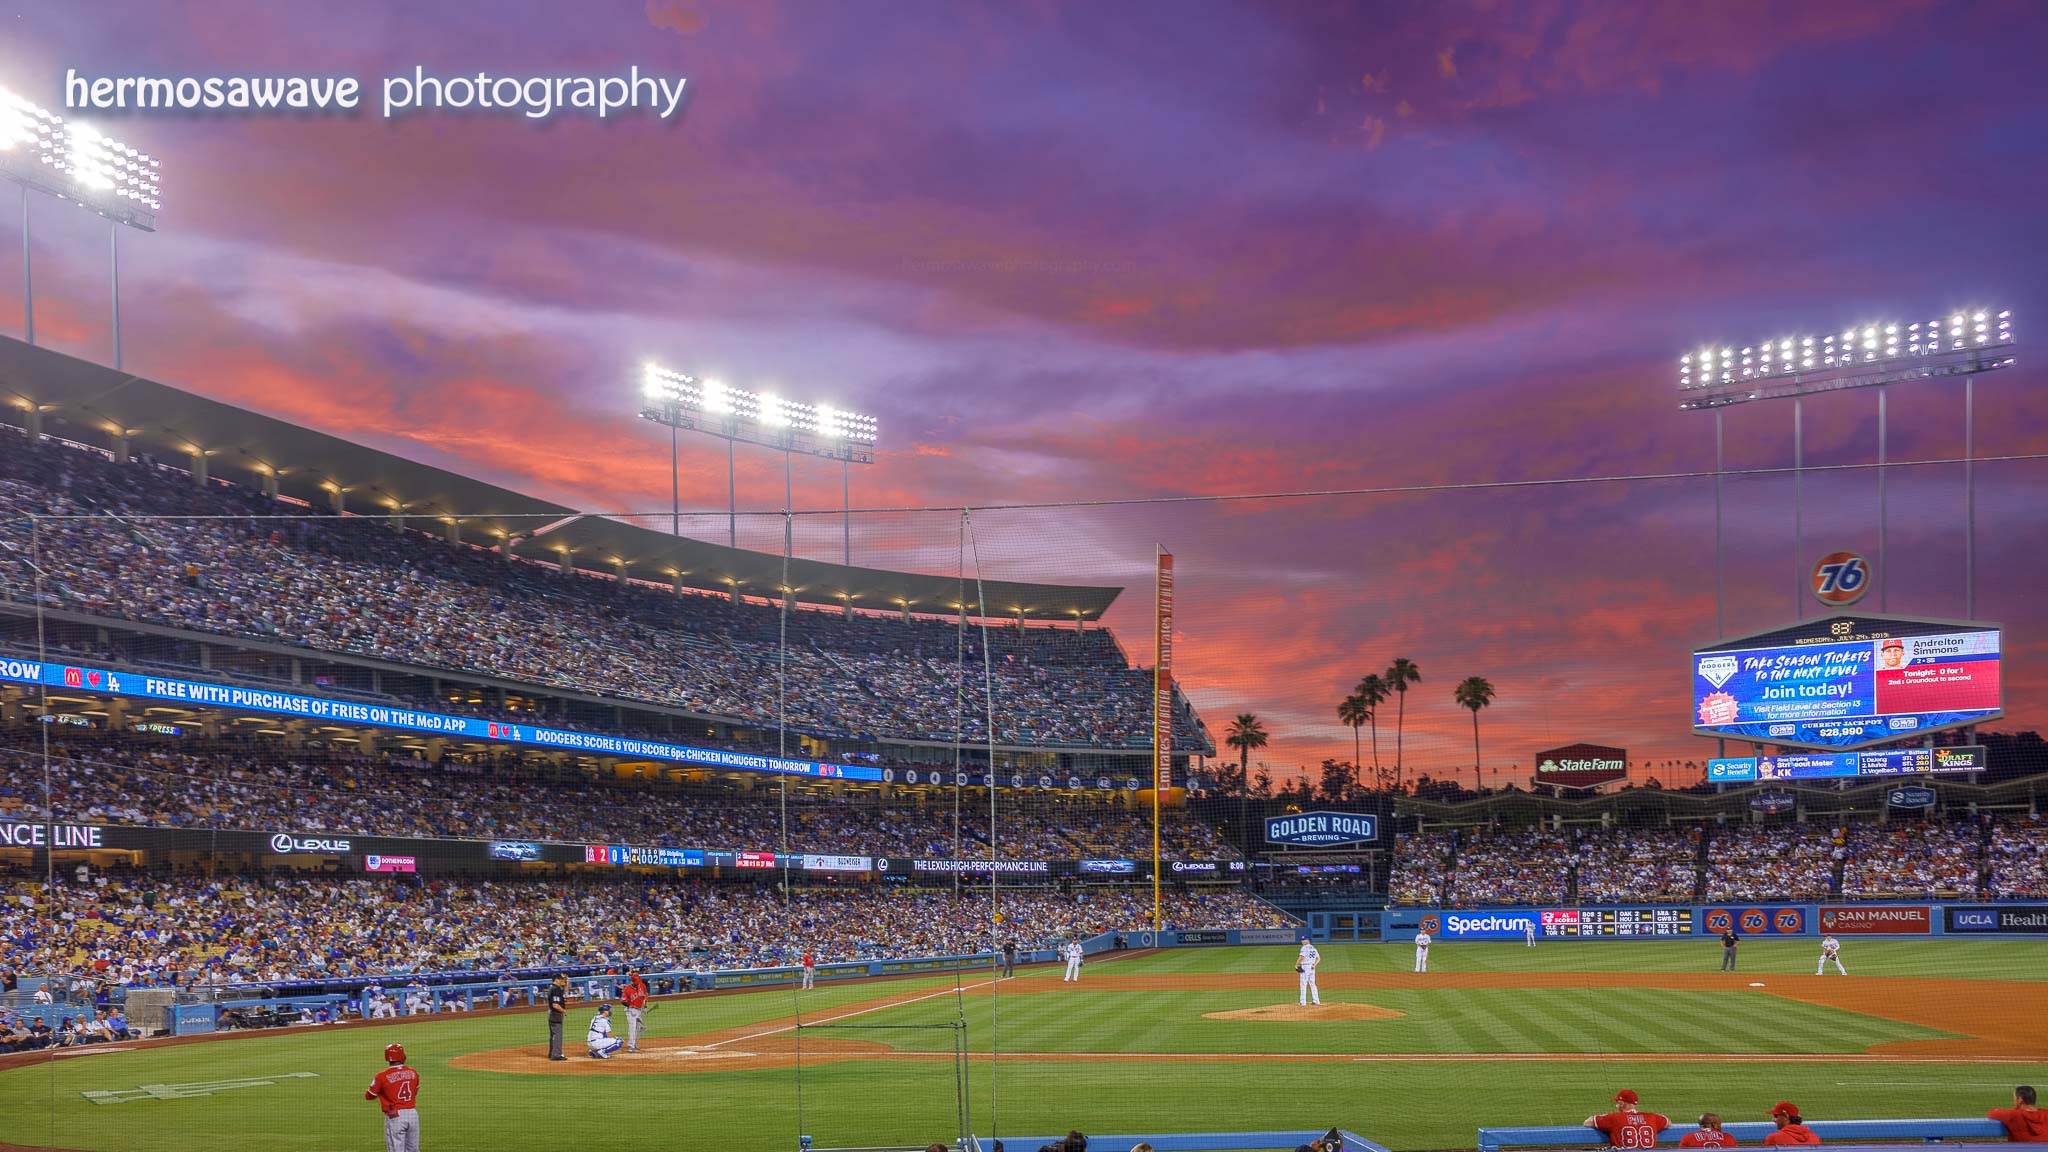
top-left (1539, 908), bottom-right (1693, 938)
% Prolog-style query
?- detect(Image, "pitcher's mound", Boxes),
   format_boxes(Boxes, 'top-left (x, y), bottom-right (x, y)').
top-left (1203, 1003), bottom-right (1406, 1022)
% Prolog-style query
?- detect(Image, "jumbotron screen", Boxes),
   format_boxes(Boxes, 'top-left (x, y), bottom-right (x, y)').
top-left (1692, 614), bottom-right (2002, 750)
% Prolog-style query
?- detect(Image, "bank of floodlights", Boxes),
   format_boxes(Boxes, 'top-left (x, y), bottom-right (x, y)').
top-left (0, 85), bottom-right (161, 231)
top-left (641, 362), bottom-right (878, 445)
top-left (1677, 308), bottom-right (2014, 410)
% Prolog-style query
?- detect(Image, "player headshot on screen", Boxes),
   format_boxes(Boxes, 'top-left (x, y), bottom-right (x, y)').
top-left (1881, 639), bottom-right (1905, 669)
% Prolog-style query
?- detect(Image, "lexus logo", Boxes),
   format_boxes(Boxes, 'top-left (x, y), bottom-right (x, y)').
top-left (270, 833), bottom-right (351, 854)
top-left (875, 858), bottom-right (891, 871)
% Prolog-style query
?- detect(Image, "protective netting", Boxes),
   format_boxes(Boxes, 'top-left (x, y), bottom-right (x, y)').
top-left (0, 406), bottom-right (2044, 1152)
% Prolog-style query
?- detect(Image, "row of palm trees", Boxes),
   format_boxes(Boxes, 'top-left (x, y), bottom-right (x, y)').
top-left (1220, 659), bottom-right (1499, 793)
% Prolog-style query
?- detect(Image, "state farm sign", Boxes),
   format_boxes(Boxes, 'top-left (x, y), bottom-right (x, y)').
top-left (1817, 905), bottom-right (1930, 934)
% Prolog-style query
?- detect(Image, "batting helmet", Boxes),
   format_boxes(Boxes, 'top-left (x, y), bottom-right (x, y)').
top-left (385, 1043), bottom-right (406, 1064)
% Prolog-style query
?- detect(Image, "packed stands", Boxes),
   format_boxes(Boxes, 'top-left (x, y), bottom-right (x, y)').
top-left (1572, 827), bottom-right (1700, 904)
top-left (0, 434), bottom-right (1206, 751)
top-left (1386, 816), bottom-right (2037, 905)
top-left (1386, 832), bottom-right (1450, 905)
top-left (0, 728), bottom-right (1237, 860)
top-left (1841, 819), bottom-right (1984, 899)
top-left (1986, 814), bottom-right (2048, 898)
top-left (1443, 828), bottom-right (1571, 906)
top-left (0, 868), bottom-right (1294, 989)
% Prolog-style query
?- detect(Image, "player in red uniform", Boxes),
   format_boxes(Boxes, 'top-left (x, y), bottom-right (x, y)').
top-left (365, 1043), bottom-right (420, 1152)
top-left (1764, 1103), bottom-right (1820, 1145)
top-left (621, 968), bottom-right (650, 1053)
top-left (801, 948), bottom-right (817, 990)
top-left (1989, 1086), bottom-right (2048, 1142)
top-left (1586, 1090), bottom-right (1670, 1149)
top-left (1680, 1114), bottom-right (1738, 1148)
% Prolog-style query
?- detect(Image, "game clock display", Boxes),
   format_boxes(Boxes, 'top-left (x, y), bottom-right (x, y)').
top-left (1539, 908), bottom-right (1693, 938)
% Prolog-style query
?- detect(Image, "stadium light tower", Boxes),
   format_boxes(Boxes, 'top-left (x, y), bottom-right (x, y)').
top-left (1677, 308), bottom-right (2016, 641)
top-left (638, 362), bottom-right (878, 563)
top-left (0, 84), bottom-right (162, 369)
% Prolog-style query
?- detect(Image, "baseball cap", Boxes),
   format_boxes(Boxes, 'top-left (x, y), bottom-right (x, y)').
top-left (1882, 638), bottom-right (1904, 651)
top-left (1613, 1090), bottom-right (1641, 1104)
top-left (1770, 1102), bottom-right (1799, 1117)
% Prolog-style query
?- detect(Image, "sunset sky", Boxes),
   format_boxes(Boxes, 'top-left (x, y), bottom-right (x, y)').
top-left (2, 0), bottom-right (2043, 785)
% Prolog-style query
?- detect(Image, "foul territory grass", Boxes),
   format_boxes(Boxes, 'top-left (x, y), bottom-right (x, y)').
top-left (2, 941), bottom-right (2043, 1152)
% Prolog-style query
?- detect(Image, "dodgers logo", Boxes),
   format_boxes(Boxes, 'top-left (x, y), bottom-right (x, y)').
top-left (1697, 655), bottom-right (1739, 689)
top-left (1740, 909), bottom-right (1768, 933)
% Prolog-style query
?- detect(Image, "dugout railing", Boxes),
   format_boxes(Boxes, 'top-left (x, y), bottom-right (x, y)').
top-left (1475, 1118), bottom-right (2007, 1152)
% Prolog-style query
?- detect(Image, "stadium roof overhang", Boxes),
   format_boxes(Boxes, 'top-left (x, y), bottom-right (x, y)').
top-left (0, 336), bottom-right (1122, 620)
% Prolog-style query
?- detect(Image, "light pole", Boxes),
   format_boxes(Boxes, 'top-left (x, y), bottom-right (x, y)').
top-left (1678, 308), bottom-right (2015, 627)
top-left (1, 86), bottom-right (161, 364)
top-left (637, 362), bottom-right (878, 569)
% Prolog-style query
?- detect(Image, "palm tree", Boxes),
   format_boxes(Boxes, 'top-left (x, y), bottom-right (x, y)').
top-left (1224, 714), bottom-right (1269, 780)
top-left (1354, 673), bottom-right (1389, 774)
top-left (1453, 675), bottom-right (1496, 792)
top-left (1224, 713), bottom-right (1269, 852)
top-left (1336, 693), bottom-right (1371, 785)
top-left (1383, 658), bottom-right (1421, 788)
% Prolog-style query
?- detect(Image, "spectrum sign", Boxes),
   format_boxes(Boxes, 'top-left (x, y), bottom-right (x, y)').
top-left (1693, 614), bottom-right (2001, 750)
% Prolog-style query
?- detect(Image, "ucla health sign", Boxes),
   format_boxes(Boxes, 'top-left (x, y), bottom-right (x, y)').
top-left (1264, 811), bottom-right (1378, 847)
top-left (0, 658), bottom-right (885, 784)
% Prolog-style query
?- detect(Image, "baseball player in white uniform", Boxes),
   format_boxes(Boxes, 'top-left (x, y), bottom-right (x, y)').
top-left (586, 1004), bottom-right (624, 1058)
top-left (1816, 934), bottom-right (1847, 975)
top-left (1296, 939), bottom-right (1322, 1006)
top-left (1062, 939), bottom-right (1083, 982)
top-left (1413, 930), bottom-right (1432, 973)
top-left (1525, 919), bottom-right (1537, 947)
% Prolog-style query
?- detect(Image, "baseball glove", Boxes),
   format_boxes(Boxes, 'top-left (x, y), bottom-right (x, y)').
top-left (1294, 966), bottom-right (1303, 974)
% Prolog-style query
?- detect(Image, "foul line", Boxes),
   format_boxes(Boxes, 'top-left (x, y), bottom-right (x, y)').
top-left (701, 977), bottom-right (1003, 1050)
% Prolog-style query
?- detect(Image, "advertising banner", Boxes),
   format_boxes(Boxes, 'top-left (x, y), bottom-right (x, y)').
top-left (1946, 905), bottom-right (2048, 934)
top-left (1692, 615), bottom-right (2002, 749)
top-left (1238, 928), bottom-right (1306, 945)
top-left (1887, 786), bottom-right (1937, 808)
top-left (1701, 906), bottom-right (1808, 935)
top-left (1177, 930), bottom-right (1230, 945)
top-left (1079, 859), bottom-right (1137, 875)
top-left (363, 855), bottom-right (418, 873)
top-left (1264, 811), bottom-right (1378, 846)
top-left (801, 854), bottom-right (872, 873)
top-left (908, 858), bottom-right (1051, 875)
top-left (1532, 743), bottom-right (1628, 787)
top-left (1817, 906), bottom-right (1929, 934)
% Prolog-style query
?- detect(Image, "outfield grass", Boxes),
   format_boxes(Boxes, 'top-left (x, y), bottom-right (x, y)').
top-left (1, 941), bottom-right (2042, 1152)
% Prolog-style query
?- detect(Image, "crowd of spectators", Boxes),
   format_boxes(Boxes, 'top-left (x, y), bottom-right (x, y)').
top-left (0, 727), bottom-right (1237, 861)
top-left (1443, 828), bottom-right (1572, 906)
top-left (1703, 824), bottom-right (1842, 902)
top-left (1386, 833), bottom-right (1450, 905)
top-left (0, 435), bottom-right (1209, 751)
top-left (1986, 815), bottom-right (2048, 898)
top-left (0, 867), bottom-right (1295, 992)
top-left (1387, 815), bottom-right (2048, 905)
top-left (1573, 827), bottom-right (1702, 904)
top-left (1841, 820), bottom-right (1983, 898)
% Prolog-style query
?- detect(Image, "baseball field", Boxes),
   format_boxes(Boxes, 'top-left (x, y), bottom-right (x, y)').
top-left (4, 938), bottom-right (2046, 1152)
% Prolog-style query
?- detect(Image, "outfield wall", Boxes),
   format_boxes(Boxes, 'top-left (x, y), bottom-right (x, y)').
top-left (1378, 902), bottom-right (2048, 941)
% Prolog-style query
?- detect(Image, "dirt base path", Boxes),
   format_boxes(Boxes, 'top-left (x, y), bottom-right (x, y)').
top-left (452, 969), bottom-right (2048, 1075)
